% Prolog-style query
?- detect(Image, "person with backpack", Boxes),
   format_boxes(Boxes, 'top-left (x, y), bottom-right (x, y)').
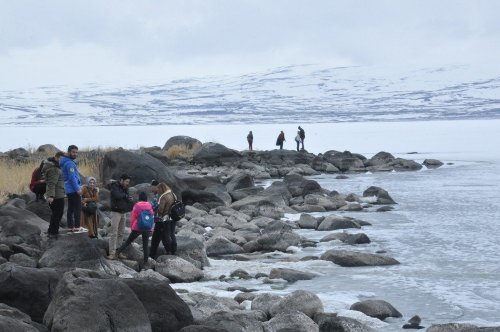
top-left (247, 131), bottom-right (253, 151)
top-left (298, 126), bottom-right (305, 151)
top-left (60, 145), bottom-right (85, 233)
top-left (81, 177), bottom-right (99, 239)
top-left (276, 131), bottom-right (285, 150)
top-left (43, 151), bottom-right (65, 239)
top-left (115, 191), bottom-right (154, 267)
top-left (108, 173), bottom-right (133, 260)
top-left (149, 182), bottom-right (177, 259)
top-left (30, 160), bottom-right (47, 201)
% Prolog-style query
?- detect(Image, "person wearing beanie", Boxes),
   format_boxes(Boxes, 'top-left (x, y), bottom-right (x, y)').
top-left (116, 191), bottom-right (154, 268)
top-left (81, 177), bottom-right (99, 238)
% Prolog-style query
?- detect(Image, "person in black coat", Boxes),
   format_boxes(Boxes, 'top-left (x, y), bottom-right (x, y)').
top-left (108, 174), bottom-right (133, 259)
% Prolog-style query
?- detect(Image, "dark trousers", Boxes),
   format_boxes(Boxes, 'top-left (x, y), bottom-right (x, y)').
top-left (301, 139), bottom-right (305, 150)
top-left (279, 142), bottom-right (283, 150)
top-left (248, 140), bottom-right (253, 151)
top-left (66, 192), bottom-right (81, 228)
top-left (117, 230), bottom-right (149, 263)
top-left (48, 198), bottom-right (64, 235)
top-left (149, 221), bottom-right (177, 259)
top-left (296, 140), bottom-right (300, 152)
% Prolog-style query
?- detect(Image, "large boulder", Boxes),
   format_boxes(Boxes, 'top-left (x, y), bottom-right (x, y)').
top-left (226, 172), bottom-right (255, 192)
top-left (0, 205), bottom-right (48, 247)
top-left (251, 293), bottom-right (282, 318)
top-left (298, 214), bottom-right (319, 229)
top-left (317, 216), bottom-right (361, 231)
top-left (163, 136), bottom-right (202, 153)
top-left (176, 232), bottom-right (209, 268)
top-left (155, 255), bottom-right (204, 283)
top-left (37, 144), bottom-right (61, 153)
top-left (363, 186), bottom-right (397, 205)
top-left (320, 250), bottom-right (400, 267)
top-left (7, 147), bottom-right (30, 159)
top-left (0, 303), bottom-right (40, 332)
top-left (269, 268), bottom-right (318, 282)
top-left (387, 158), bottom-right (423, 171)
top-left (182, 189), bottom-right (227, 209)
top-left (423, 159), bottom-right (444, 169)
top-left (323, 151), bottom-right (365, 172)
top-left (265, 311), bottom-right (319, 332)
top-left (44, 270), bottom-right (152, 331)
top-left (426, 323), bottom-right (500, 331)
top-left (284, 174), bottom-right (322, 197)
top-left (229, 187), bottom-right (264, 201)
top-left (101, 149), bottom-right (186, 195)
top-left (38, 233), bottom-right (111, 272)
top-left (350, 300), bottom-right (402, 320)
top-left (364, 151), bottom-right (395, 167)
top-left (25, 200), bottom-right (52, 222)
top-left (179, 292), bottom-right (243, 324)
top-left (202, 310), bottom-right (266, 332)
top-left (206, 236), bottom-right (245, 256)
top-left (317, 316), bottom-right (376, 332)
top-left (0, 263), bottom-right (60, 323)
top-left (8, 253), bottom-right (37, 268)
top-left (270, 290), bottom-right (324, 318)
top-left (193, 143), bottom-right (242, 166)
top-left (122, 278), bottom-right (194, 331)
top-left (247, 221), bottom-right (300, 252)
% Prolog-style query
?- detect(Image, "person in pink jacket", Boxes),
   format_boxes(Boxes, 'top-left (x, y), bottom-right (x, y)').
top-left (115, 191), bottom-right (154, 267)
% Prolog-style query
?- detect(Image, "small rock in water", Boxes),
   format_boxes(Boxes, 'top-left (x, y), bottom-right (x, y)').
top-left (336, 175), bottom-right (349, 179)
top-left (230, 269), bottom-right (252, 279)
top-left (402, 315), bottom-right (424, 329)
top-left (377, 206), bottom-right (394, 212)
top-left (255, 272), bottom-right (268, 279)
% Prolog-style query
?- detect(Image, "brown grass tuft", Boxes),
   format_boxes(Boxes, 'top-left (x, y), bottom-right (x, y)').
top-left (166, 144), bottom-right (197, 159)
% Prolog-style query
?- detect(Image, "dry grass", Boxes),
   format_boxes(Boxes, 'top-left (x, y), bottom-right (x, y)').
top-left (165, 144), bottom-right (198, 159)
top-left (0, 154), bottom-right (102, 205)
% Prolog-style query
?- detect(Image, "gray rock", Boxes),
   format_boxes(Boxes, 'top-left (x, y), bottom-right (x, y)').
top-left (269, 268), bottom-right (318, 282)
top-left (317, 216), bottom-right (361, 231)
top-left (251, 293), bottom-right (283, 318)
top-left (350, 299), bottom-right (402, 320)
top-left (25, 200), bottom-right (52, 222)
top-left (298, 214), bottom-right (319, 229)
top-left (0, 263), bottom-right (60, 323)
top-left (387, 158), bottom-right (423, 171)
top-left (235, 292), bottom-right (257, 303)
top-left (318, 316), bottom-right (376, 332)
top-left (320, 232), bottom-right (349, 243)
top-left (193, 142), bottom-right (242, 166)
top-left (229, 187), bottom-right (265, 201)
top-left (284, 174), bottom-right (322, 197)
top-left (37, 144), bottom-right (61, 153)
top-left (363, 186), bottom-right (397, 205)
top-left (176, 231), bottom-right (209, 268)
top-left (323, 151), bottom-right (365, 172)
top-left (364, 151), bottom-right (395, 167)
top-left (0, 205), bottom-right (48, 247)
top-left (182, 189), bottom-right (227, 209)
top-left (265, 311), bottom-right (319, 332)
top-left (423, 159), bottom-right (444, 169)
top-left (425, 323), bottom-right (500, 332)
top-left (179, 292), bottom-right (242, 323)
top-left (270, 290), bottom-right (324, 318)
top-left (226, 173), bottom-right (255, 192)
top-left (202, 310), bottom-right (266, 332)
top-left (38, 233), bottom-right (111, 272)
top-left (163, 135), bottom-right (202, 152)
top-left (101, 149), bottom-right (185, 194)
top-left (206, 236), bottom-right (245, 256)
top-left (344, 233), bottom-right (371, 245)
top-left (155, 255), bottom-right (204, 283)
top-left (44, 270), bottom-right (151, 331)
top-left (122, 278), bottom-right (194, 331)
top-left (320, 250), bottom-right (400, 267)
top-left (7, 147), bottom-right (30, 159)
top-left (402, 315), bottom-right (424, 329)
top-left (0, 303), bottom-right (39, 332)
top-left (9, 253), bottom-right (37, 268)
top-left (376, 206), bottom-right (394, 212)
top-left (230, 269), bottom-right (252, 279)
top-left (179, 325), bottom-right (222, 332)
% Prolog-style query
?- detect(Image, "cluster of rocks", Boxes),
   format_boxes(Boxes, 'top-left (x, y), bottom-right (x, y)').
top-left (3, 139), bottom-right (496, 331)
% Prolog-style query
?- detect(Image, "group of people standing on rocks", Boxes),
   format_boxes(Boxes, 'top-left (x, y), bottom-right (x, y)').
top-left (247, 126), bottom-right (305, 152)
top-left (32, 145), bottom-right (179, 268)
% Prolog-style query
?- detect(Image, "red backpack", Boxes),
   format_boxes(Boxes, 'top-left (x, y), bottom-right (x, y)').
top-left (29, 161), bottom-right (46, 194)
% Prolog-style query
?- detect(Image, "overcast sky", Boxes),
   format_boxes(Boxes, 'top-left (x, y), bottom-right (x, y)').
top-left (1, 0), bottom-right (499, 88)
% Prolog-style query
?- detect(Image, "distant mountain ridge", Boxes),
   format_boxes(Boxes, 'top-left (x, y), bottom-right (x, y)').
top-left (1, 64), bottom-right (499, 126)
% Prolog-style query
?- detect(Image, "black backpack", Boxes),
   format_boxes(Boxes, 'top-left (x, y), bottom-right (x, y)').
top-left (168, 192), bottom-right (185, 222)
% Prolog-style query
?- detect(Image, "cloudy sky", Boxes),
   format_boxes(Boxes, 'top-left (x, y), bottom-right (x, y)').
top-left (1, 0), bottom-right (499, 88)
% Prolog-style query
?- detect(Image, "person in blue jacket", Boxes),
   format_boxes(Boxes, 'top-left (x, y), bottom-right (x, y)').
top-left (60, 145), bottom-right (84, 232)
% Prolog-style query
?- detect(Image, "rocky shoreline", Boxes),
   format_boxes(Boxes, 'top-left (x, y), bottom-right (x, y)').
top-left (1, 136), bottom-right (497, 331)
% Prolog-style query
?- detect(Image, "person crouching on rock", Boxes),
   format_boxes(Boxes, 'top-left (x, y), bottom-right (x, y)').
top-left (108, 173), bottom-right (133, 260)
top-left (149, 182), bottom-right (176, 259)
top-left (116, 191), bottom-right (154, 268)
top-left (43, 151), bottom-right (65, 239)
top-left (81, 177), bottom-right (99, 239)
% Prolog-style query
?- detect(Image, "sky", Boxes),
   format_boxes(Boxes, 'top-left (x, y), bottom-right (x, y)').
top-left (1, 0), bottom-right (499, 88)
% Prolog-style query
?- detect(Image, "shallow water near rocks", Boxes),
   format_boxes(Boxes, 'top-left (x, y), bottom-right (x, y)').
top-left (173, 157), bottom-right (500, 331)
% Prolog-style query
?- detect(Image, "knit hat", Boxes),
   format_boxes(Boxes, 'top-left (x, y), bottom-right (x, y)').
top-left (87, 177), bottom-right (96, 184)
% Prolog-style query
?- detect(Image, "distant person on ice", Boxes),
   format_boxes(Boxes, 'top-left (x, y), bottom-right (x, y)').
top-left (276, 131), bottom-right (285, 150)
top-left (247, 131), bottom-right (253, 151)
top-left (298, 126), bottom-right (305, 151)
top-left (60, 145), bottom-right (85, 233)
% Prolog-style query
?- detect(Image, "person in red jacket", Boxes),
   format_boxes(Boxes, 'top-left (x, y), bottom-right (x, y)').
top-left (115, 191), bottom-right (154, 267)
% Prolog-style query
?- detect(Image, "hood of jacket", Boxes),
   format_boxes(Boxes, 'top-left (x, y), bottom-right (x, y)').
top-left (59, 155), bottom-right (76, 168)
